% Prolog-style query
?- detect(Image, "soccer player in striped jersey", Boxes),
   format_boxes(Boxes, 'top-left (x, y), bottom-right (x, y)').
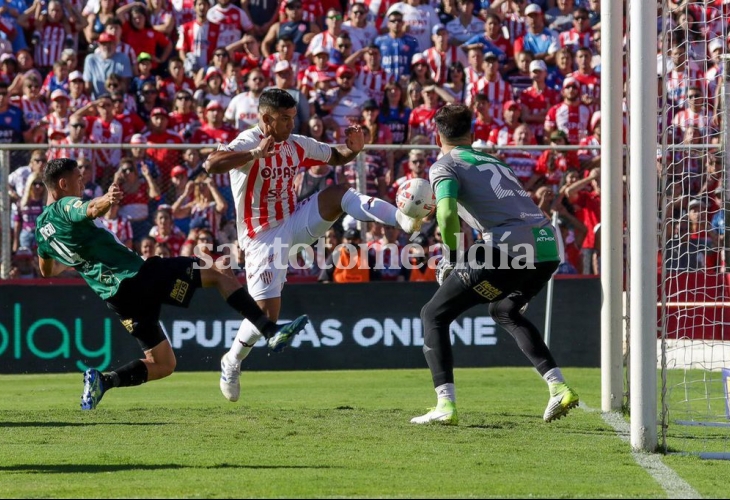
top-left (36, 157), bottom-right (309, 410)
top-left (206, 88), bottom-right (422, 403)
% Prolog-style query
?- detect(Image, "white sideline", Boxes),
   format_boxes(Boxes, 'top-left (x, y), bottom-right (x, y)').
top-left (579, 402), bottom-right (702, 499)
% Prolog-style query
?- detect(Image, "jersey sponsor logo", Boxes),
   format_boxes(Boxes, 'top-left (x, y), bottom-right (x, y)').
top-left (261, 271), bottom-right (273, 285)
top-left (261, 164), bottom-right (298, 180)
top-left (473, 280), bottom-right (502, 301)
top-left (170, 279), bottom-right (190, 303)
top-left (73, 200), bottom-right (83, 208)
top-left (39, 222), bottom-right (56, 239)
top-left (121, 318), bottom-right (135, 333)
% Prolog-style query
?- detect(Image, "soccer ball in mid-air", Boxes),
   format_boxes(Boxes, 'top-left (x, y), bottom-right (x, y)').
top-left (396, 178), bottom-right (436, 219)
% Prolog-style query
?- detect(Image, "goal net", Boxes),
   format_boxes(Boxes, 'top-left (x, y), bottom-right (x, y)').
top-left (656, 0), bottom-right (730, 459)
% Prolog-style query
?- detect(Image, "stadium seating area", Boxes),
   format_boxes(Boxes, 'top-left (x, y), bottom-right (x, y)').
top-left (1, 0), bottom-right (725, 281)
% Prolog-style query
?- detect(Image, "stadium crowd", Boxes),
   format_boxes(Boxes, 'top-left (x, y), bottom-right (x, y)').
top-left (1, 0), bottom-right (726, 281)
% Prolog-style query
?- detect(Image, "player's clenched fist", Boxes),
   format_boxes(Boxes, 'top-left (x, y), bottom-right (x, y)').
top-left (107, 183), bottom-right (123, 205)
top-left (251, 135), bottom-right (277, 160)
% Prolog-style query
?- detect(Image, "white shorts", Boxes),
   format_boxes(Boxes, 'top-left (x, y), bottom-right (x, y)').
top-left (241, 193), bottom-right (332, 300)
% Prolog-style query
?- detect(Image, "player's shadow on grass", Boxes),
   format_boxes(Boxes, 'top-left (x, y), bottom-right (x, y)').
top-left (0, 421), bottom-right (169, 428)
top-left (0, 464), bottom-right (337, 474)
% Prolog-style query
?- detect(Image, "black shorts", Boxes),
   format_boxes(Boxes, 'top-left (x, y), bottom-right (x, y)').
top-left (106, 256), bottom-right (203, 351)
top-left (454, 245), bottom-right (559, 304)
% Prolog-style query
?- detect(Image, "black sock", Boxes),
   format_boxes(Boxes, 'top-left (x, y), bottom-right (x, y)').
top-left (109, 359), bottom-right (149, 388)
top-left (226, 288), bottom-right (278, 338)
top-left (102, 372), bottom-right (120, 390)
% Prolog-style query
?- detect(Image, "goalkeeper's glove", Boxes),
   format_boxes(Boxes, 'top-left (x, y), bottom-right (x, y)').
top-left (436, 256), bottom-right (455, 286)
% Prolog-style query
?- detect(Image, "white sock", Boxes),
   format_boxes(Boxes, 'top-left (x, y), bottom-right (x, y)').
top-left (435, 383), bottom-right (456, 403)
top-left (226, 319), bottom-right (262, 364)
top-left (340, 188), bottom-right (397, 226)
top-left (542, 367), bottom-right (565, 385)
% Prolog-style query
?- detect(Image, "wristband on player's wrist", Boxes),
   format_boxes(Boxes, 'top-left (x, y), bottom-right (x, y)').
top-left (250, 147), bottom-right (263, 160)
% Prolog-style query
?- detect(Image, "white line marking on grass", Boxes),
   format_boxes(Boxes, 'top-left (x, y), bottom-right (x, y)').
top-left (579, 402), bottom-right (701, 499)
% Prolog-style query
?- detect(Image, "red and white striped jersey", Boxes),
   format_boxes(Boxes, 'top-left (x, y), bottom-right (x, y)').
top-left (176, 20), bottom-right (220, 69)
top-left (306, 32), bottom-right (338, 57)
top-left (21, 96), bottom-right (48, 128)
top-left (226, 126), bottom-right (332, 239)
top-left (171, 0), bottom-right (196, 26)
top-left (224, 91), bottom-right (260, 131)
top-left (168, 111), bottom-right (199, 137)
top-left (545, 102), bottom-right (592, 145)
top-left (355, 66), bottom-right (391, 104)
top-left (423, 46), bottom-right (466, 85)
top-left (665, 66), bottom-right (706, 106)
top-left (569, 70), bottom-right (601, 114)
top-left (299, 63), bottom-right (339, 97)
top-left (487, 124), bottom-right (517, 147)
top-left (207, 4), bottom-right (253, 49)
top-left (44, 111), bottom-right (69, 141)
top-left (149, 9), bottom-right (174, 32)
top-left (362, 0), bottom-right (396, 31)
top-left (261, 52), bottom-right (308, 81)
top-left (467, 77), bottom-right (513, 118)
top-left (577, 135), bottom-right (600, 163)
top-left (558, 29), bottom-right (593, 52)
top-left (277, 0), bottom-right (323, 24)
top-left (673, 108), bottom-right (712, 135)
top-left (34, 22), bottom-right (70, 68)
top-left (464, 66), bottom-right (483, 90)
top-left (47, 136), bottom-right (93, 167)
top-left (519, 84), bottom-right (560, 140)
top-left (84, 115), bottom-right (124, 169)
top-left (501, 148), bottom-right (539, 184)
top-left (101, 216), bottom-right (135, 246)
top-left (70, 93), bottom-right (90, 112)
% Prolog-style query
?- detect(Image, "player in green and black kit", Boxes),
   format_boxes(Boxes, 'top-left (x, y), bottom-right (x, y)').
top-left (36, 157), bottom-right (308, 410)
top-left (410, 105), bottom-right (579, 425)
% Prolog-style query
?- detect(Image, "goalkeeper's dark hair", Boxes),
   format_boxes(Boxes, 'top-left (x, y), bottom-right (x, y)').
top-left (43, 158), bottom-right (78, 188)
top-left (258, 88), bottom-right (297, 114)
top-left (434, 104), bottom-right (473, 143)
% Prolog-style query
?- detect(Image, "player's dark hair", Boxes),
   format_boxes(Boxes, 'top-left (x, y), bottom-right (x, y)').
top-left (43, 158), bottom-right (78, 188)
top-left (259, 88), bottom-right (297, 113)
top-left (434, 104), bottom-right (473, 142)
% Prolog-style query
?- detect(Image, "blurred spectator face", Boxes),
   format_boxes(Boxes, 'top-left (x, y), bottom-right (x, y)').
top-left (183, 148), bottom-right (200, 166)
top-left (474, 97), bottom-right (490, 118)
top-left (24, 78), bottom-right (41, 99)
top-left (48, 0), bottom-right (64, 22)
top-left (336, 36), bottom-right (353, 57)
top-left (11, 253), bottom-right (35, 278)
top-left (17, 50), bottom-right (33, 71)
top-left (276, 39), bottom-right (294, 58)
top-left (325, 228), bottom-right (339, 252)
top-left (687, 89), bottom-right (703, 110)
top-left (69, 76), bottom-right (84, 96)
top-left (207, 74), bottom-right (223, 93)
top-left (562, 81), bottom-right (580, 102)
top-left (247, 70), bottom-right (266, 92)
top-left (564, 169), bottom-right (580, 186)
top-left (207, 107), bottom-right (224, 127)
top-left (384, 224), bottom-right (400, 243)
top-left (212, 49), bottom-right (229, 69)
top-left (140, 238), bottom-right (156, 259)
top-left (195, 230), bottom-right (216, 256)
top-left (513, 124), bottom-right (532, 145)
top-left (526, 9), bottom-right (544, 31)
top-left (174, 91), bottom-right (193, 112)
top-left (468, 48), bottom-right (484, 72)
top-left (138, 58), bottom-right (153, 75)
top-left (194, 0), bottom-right (210, 18)
top-left (576, 48), bottom-right (592, 71)
top-left (61, 50), bottom-right (77, 70)
top-left (118, 162), bottom-right (139, 184)
top-left (407, 82), bottom-right (423, 106)
top-left (531, 65), bottom-right (546, 84)
top-left (412, 60), bottom-right (428, 77)
top-left (516, 52), bottom-right (533, 73)
top-left (241, 34), bottom-right (260, 56)
top-left (503, 103), bottom-right (520, 124)
top-left (485, 16), bottom-right (501, 38)
top-left (457, 0), bottom-right (473, 16)
top-left (29, 152), bottom-right (46, 172)
top-left (131, 9), bottom-right (148, 29)
top-left (408, 151), bottom-right (427, 175)
top-left (111, 94), bottom-right (125, 113)
top-left (558, 0), bottom-right (574, 12)
top-left (105, 22), bottom-right (122, 41)
top-left (485, 56), bottom-right (499, 77)
top-left (106, 77), bottom-right (123, 93)
top-left (388, 14), bottom-right (405, 36)
top-left (100, 0), bottom-right (116, 13)
top-left (422, 86), bottom-right (439, 107)
top-left (337, 72), bottom-right (354, 91)
top-left (97, 97), bottom-right (114, 119)
top-left (69, 118), bottom-right (86, 140)
top-left (155, 209), bottom-right (174, 231)
top-left (573, 10), bottom-right (590, 32)
top-left (684, 126), bottom-right (700, 144)
top-left (671, 46), bottom-right (686, 68)
top-left (99, 37), bottom-right (116, 58)
top-left (313, 51), bottom-right (330, 68)
top-left (350, 4), bottom-right (367, 26)
top-left (364, 47), bottom-right (381, 69)
top-left (54, 61), bottom-right (70, 81)
top-left (556, 49), bottom-right (573, 71)
top-left (284, 1), bottom-right (303, 20)
top-left (589, 0), bottom-right (599, 11)
top-left (155, 243), bottom-right (171, 258)
top-left (52, 95), bottom-right (70, 114)
top-left (326, 9), bottom-right (343, 31)
top-left (309, 116), bottom-right (324, 138)
top-left (150, 112), bottom-right (168, 132)
top-left (432, 29), bottom-right (448, 50)
top-left (274, 67), bottom-right (293, 88)
top-left (78, 160), bottom-right (93, 182)
top-left (169, 59), bottom-right (184, 80)
top-left (141, 84), bottom-right (158, 104)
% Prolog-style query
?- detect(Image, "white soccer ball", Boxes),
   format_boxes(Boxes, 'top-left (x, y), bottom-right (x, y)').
top-left (396, 178), bottom-right (436, 219)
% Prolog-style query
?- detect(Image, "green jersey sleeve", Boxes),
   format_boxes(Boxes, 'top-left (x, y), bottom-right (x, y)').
top-left (59, 197), bottom-right (91, 223)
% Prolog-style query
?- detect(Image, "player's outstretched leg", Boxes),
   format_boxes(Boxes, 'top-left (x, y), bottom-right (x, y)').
top-left (318, 184), bottom-right (423, 233)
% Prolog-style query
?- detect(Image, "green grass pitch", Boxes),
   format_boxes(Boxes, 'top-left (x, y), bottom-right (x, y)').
top-left (0, 368), bottom-right (727, 498)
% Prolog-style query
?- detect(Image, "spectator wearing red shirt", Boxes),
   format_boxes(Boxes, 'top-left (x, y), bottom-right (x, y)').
top-left (100, 202), bottom-right (135, 249)
top-left (145, 107), bottom-right (183, 181)
top-left (158, 57), bottom-right (196, 104)
top-left (470, 92), bottom-right (501, 144)
top-left (520, 59), bottom-right (560, 144)
top-left (121, 4), bottom-right (173, 72)
top-left (169, 89), bottom-right (200, 138)
top-left (111, 91), bottom-right (146, 141)
top-left (42, 89), bottom-right (71, 147)
top-left (408, 82), bottom-right (448, 143)
top-left (544, 76), bottom-right (592, 145)
top-left (149, 206), bottom-right (187, 257)
top-left (70, 93), bottom-right (124, 186)
top-left (487, 99), bottom-right (521, 147)
top-left (563, 166), bottom-right (601, 275)
top-left (557, 7), bottom-right (593, 53)
top-left (48, 113), bottom-right (92, 163)
top-left (299, 47), bottom-right (338, 98)
top-left (569, 46), bottom-right (600, 114)
top-left (389, 148), bottom-right (428, 200)
top-left (113, 157), bottom-right (162, 241)
top-left (29, 0), bottom-right (86, 75)
top-left (467, 51), bottom-right (512, 119)
top-left (207, 0), bottom-right (254, 50)
top-left (500, 123), bottom-right (539, 185)
top-left (177, 0), bottom-right (221, 76)
top-left (190, 100), bottom-right (238, 150)
top-left (68, 70), bottom-right (90, 111)
top-left (527, 129), bottom-right (579, 192)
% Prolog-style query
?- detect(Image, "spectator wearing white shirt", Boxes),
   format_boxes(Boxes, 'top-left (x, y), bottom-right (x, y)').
top-left (386, 0), bottom-right (440, 52)
top-left (323, 65), bottom-right (369, 138)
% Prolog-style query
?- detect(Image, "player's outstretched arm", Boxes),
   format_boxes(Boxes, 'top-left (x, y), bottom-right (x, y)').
top-left (328, 126), bottom-right (366, 166)
top-left (86, 184), bottom-right (123, 220)
top-left (204, 136), bottom-right (276, 174)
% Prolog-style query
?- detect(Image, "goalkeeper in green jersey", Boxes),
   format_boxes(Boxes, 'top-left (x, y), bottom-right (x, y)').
top-left (35, 156), bottom-right (308, 410)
